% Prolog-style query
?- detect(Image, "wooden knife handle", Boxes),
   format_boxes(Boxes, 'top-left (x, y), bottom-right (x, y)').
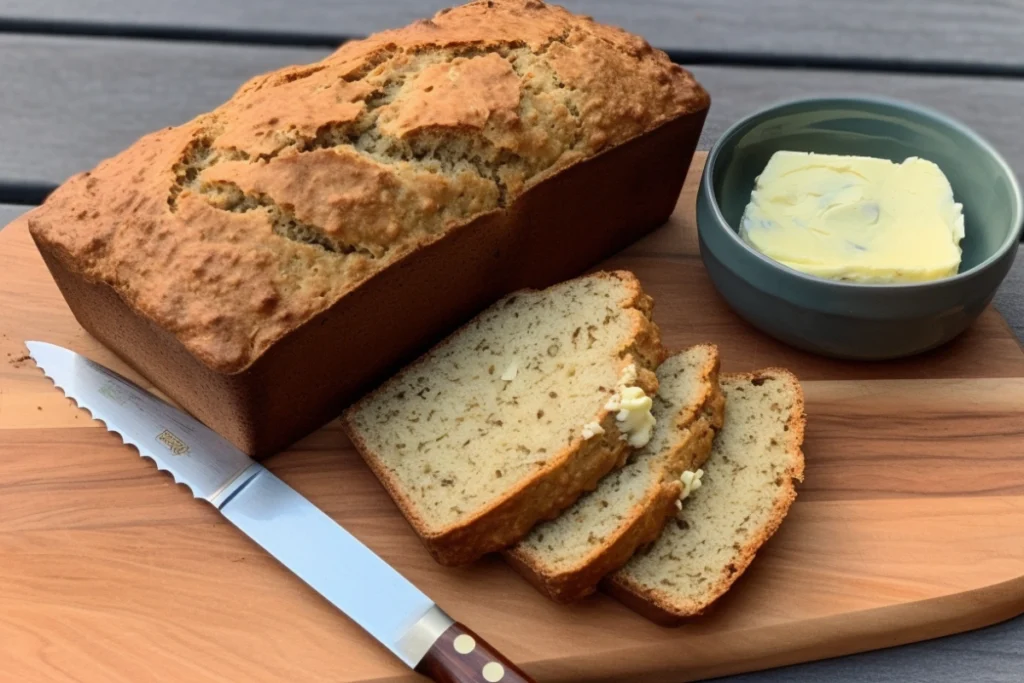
top-left (415, 622), bottom-right (536, 683)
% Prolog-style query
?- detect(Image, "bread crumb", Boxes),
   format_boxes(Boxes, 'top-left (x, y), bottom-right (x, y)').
top-left (500, 361), bottom-right (518, 381)
top-left (581, 421), bottom-right (604, 439)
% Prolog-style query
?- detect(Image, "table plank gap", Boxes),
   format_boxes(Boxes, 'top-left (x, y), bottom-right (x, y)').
top-left (3, 0), bottom-right (1024, 68)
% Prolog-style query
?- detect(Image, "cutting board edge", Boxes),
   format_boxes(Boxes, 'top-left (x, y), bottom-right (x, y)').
top-left (520, 572), bottom-right (1024, 683)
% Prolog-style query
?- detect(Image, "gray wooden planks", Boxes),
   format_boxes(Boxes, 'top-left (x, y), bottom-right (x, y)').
top-left (688, 65), bottom-right (1024, 173)
top-left (0, 34), bottom-right (326, 190)
top-left (560, 0), bottom-right (1024, 70)
top-left (3, 34), bottom-right (1024, 192)
top-left (996, 249), bottom-right (1024, 342)
top-left (3, 0), bottom-right (1024, 68)
top-left (0, 204), bottom-right (27, 230)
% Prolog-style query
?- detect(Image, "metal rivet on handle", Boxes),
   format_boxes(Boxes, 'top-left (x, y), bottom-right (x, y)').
top-left (453, 634), bottom-right (476, 655)
top-left (482, 662), bottom-right (505, 682)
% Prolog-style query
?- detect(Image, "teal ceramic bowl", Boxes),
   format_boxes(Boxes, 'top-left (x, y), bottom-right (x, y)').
top-left (698, 96), bottom-right (1024, 360)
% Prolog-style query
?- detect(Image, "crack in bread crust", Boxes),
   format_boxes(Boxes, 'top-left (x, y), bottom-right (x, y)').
top-left (169, 35), bottom-right (580, 232)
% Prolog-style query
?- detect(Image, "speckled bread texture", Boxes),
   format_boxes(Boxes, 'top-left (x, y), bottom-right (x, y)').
top-left (505, 344), bottom-right (725, 602)
top-left (342, 271), bottom-right (665, 566)
top-left (25, 0), bottom-right (708, 456)
top-left (605, 369), bottom-right (806, 625)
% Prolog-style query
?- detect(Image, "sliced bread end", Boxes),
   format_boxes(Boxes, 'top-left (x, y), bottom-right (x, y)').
top-left (605, 368), bottom-right (806, 624)
top-left (342, 270), bottom-right (666, 566)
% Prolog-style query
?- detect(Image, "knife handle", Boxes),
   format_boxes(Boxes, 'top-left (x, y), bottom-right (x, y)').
top-left (415, 622), bottom-right (536, 683)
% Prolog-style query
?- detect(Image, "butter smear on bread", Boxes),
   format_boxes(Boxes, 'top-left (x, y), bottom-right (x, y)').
top-left (604, 364), bottom-right (656, 448)
top-left (581, 421), bottom-right (605, 440)
top-left (675, 468), bottom-right (704, 510)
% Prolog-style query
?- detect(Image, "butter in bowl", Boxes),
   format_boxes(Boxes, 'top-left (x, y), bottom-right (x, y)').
top-left (739, 151), bottom-right (965, 284)
top-left (697, 96), bottom-right (1023, 360)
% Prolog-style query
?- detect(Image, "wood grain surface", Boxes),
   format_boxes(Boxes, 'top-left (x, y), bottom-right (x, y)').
top-left (7, 36), bottom-right (1024, 196)
top-left (3, 154), bottom-right (1024, 683)
top-left (5, 0), bottom-right (1024, 68)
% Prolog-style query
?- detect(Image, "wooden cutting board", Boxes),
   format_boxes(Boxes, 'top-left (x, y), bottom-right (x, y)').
top-left (3, 152), bottom-right (1024, 683)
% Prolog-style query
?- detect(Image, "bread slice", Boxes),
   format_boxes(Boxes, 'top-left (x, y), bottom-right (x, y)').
top-left (505, 344), bottom-right (725, 602)
top-left (605, 369), bottom-right (806, 624)
top-left (343, 271), bottom-right (665, 566)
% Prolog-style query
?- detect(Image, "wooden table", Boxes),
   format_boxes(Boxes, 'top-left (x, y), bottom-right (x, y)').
top-left (0, 1), bottom-right (1022, 680)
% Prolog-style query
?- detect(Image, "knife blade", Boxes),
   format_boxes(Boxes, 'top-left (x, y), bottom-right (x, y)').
top-left (26, 341), bottom-right (535, 683)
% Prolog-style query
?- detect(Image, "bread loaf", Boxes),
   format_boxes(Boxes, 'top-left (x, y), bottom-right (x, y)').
top-left (605, 369), bottom-right (806, 624)
top-left (25, 0), bottom-right (708, 455)
top-left (506, 344), bottom-right (724, 601)
top-left (343, 271), bottom-right (664, 565)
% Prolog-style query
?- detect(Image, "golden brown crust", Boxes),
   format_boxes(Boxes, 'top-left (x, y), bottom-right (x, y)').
top-left (504, 345), bottom-right (725, 602)
top-left (605, 368), bottom-right (807, 625)
top-left (341, 270), bottom-right (666, 566)
top-left (378, 52), bottom-right (522, 138)
top-left (27, 0), bottom-right (708, 375)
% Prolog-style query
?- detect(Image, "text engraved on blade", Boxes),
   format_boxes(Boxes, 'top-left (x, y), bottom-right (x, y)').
top-left (156, 429), bottom-right (190, 456)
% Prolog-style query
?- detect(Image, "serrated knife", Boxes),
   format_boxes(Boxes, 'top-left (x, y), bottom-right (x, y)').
top-left (27, 341), bottom-right (535, 683)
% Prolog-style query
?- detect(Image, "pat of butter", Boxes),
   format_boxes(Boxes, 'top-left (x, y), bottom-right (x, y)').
top-left (675, 468), bottom-right (704, 510)
top-left (739, 151), bottom-right (965, 283)
top-left (581, 421), bottom-right (605, 440)
top-left (604, 364), bottom-right (656, 448)
top-left (609, 386), bottom-right (656, 448)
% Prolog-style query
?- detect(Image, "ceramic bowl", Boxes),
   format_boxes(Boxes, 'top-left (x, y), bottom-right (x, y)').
top-left (697, 96), bottom-right (1023, 360)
